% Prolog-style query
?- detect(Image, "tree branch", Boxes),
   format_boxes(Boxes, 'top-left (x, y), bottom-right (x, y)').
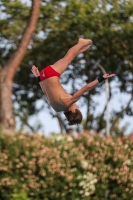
top-left (110, 95), bottom-right (133, 132)
top-left (4, 0), bottom-right (42, 81)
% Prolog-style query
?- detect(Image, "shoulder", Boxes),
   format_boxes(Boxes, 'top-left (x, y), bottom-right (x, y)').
top-left (60, 94), bottom-right (73, 107)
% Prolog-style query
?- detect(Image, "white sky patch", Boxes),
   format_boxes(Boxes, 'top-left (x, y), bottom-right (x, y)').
top-left (21, 0), bottom-right (31, 6)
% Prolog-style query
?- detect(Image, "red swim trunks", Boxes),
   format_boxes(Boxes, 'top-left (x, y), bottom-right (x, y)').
top-left (40, 66), bottom-right (60, 81)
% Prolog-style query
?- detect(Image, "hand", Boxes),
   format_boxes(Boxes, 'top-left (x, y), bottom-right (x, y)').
top-left (31, 65), bottom-right (40, 77)
top-left (103, 73), bottom-right (116, 79)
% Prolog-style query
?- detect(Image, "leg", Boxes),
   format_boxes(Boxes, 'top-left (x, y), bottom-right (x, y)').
top-left (51, 38), bottom-right (92, 74)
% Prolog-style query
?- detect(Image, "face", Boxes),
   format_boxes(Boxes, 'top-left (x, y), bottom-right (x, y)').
top-left (68, 104), bottom-right (79, 113)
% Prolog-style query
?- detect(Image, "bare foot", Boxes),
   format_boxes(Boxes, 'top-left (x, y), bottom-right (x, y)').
top-left (79, 45), bottom-right (91, 54)
top-left (78, 38), bottom-right (92, 46)
top-left (31, 65), bottom-right (40, 77)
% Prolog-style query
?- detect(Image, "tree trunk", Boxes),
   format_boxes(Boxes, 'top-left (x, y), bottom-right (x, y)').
top-left (0, 0), bottom-right (42, 134)
top-left (0, 68), bottom-right (15, 133)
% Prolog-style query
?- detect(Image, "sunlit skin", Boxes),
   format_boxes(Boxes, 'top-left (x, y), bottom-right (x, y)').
top-left (31, 38), bottom-right (115, 113)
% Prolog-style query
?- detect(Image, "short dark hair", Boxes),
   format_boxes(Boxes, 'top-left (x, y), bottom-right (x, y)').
top-left (64, 109), bottom-right (82, 125)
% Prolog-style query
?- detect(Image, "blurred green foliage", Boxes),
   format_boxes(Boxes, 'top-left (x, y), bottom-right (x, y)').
top-left (11, 191), bottom-right (30, 200)
top-left (1, 0), bottom-right (133, 133)
top-left (0, 132), bottom-right (133, 199)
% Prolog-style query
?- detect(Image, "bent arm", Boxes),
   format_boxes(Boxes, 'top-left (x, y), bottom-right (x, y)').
top-left (71, 79), bottom-right (99, 103)
top-left (31, 65), bottom-right (47, 97)
top-left (39, 81), bottom-right (47, 97)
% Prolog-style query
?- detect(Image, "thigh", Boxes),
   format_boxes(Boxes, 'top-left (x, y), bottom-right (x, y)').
top-left (51, 57), bottom-right (69, 75)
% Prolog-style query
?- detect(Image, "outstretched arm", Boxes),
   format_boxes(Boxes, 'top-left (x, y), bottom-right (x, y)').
top-left (70, 74), bottom-right (115, 103)
top-left (31, 65), bottom-right (47, 96)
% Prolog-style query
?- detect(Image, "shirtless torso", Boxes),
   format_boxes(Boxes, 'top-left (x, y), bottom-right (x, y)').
top-left (39, 76), bottom-right (72, 112)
